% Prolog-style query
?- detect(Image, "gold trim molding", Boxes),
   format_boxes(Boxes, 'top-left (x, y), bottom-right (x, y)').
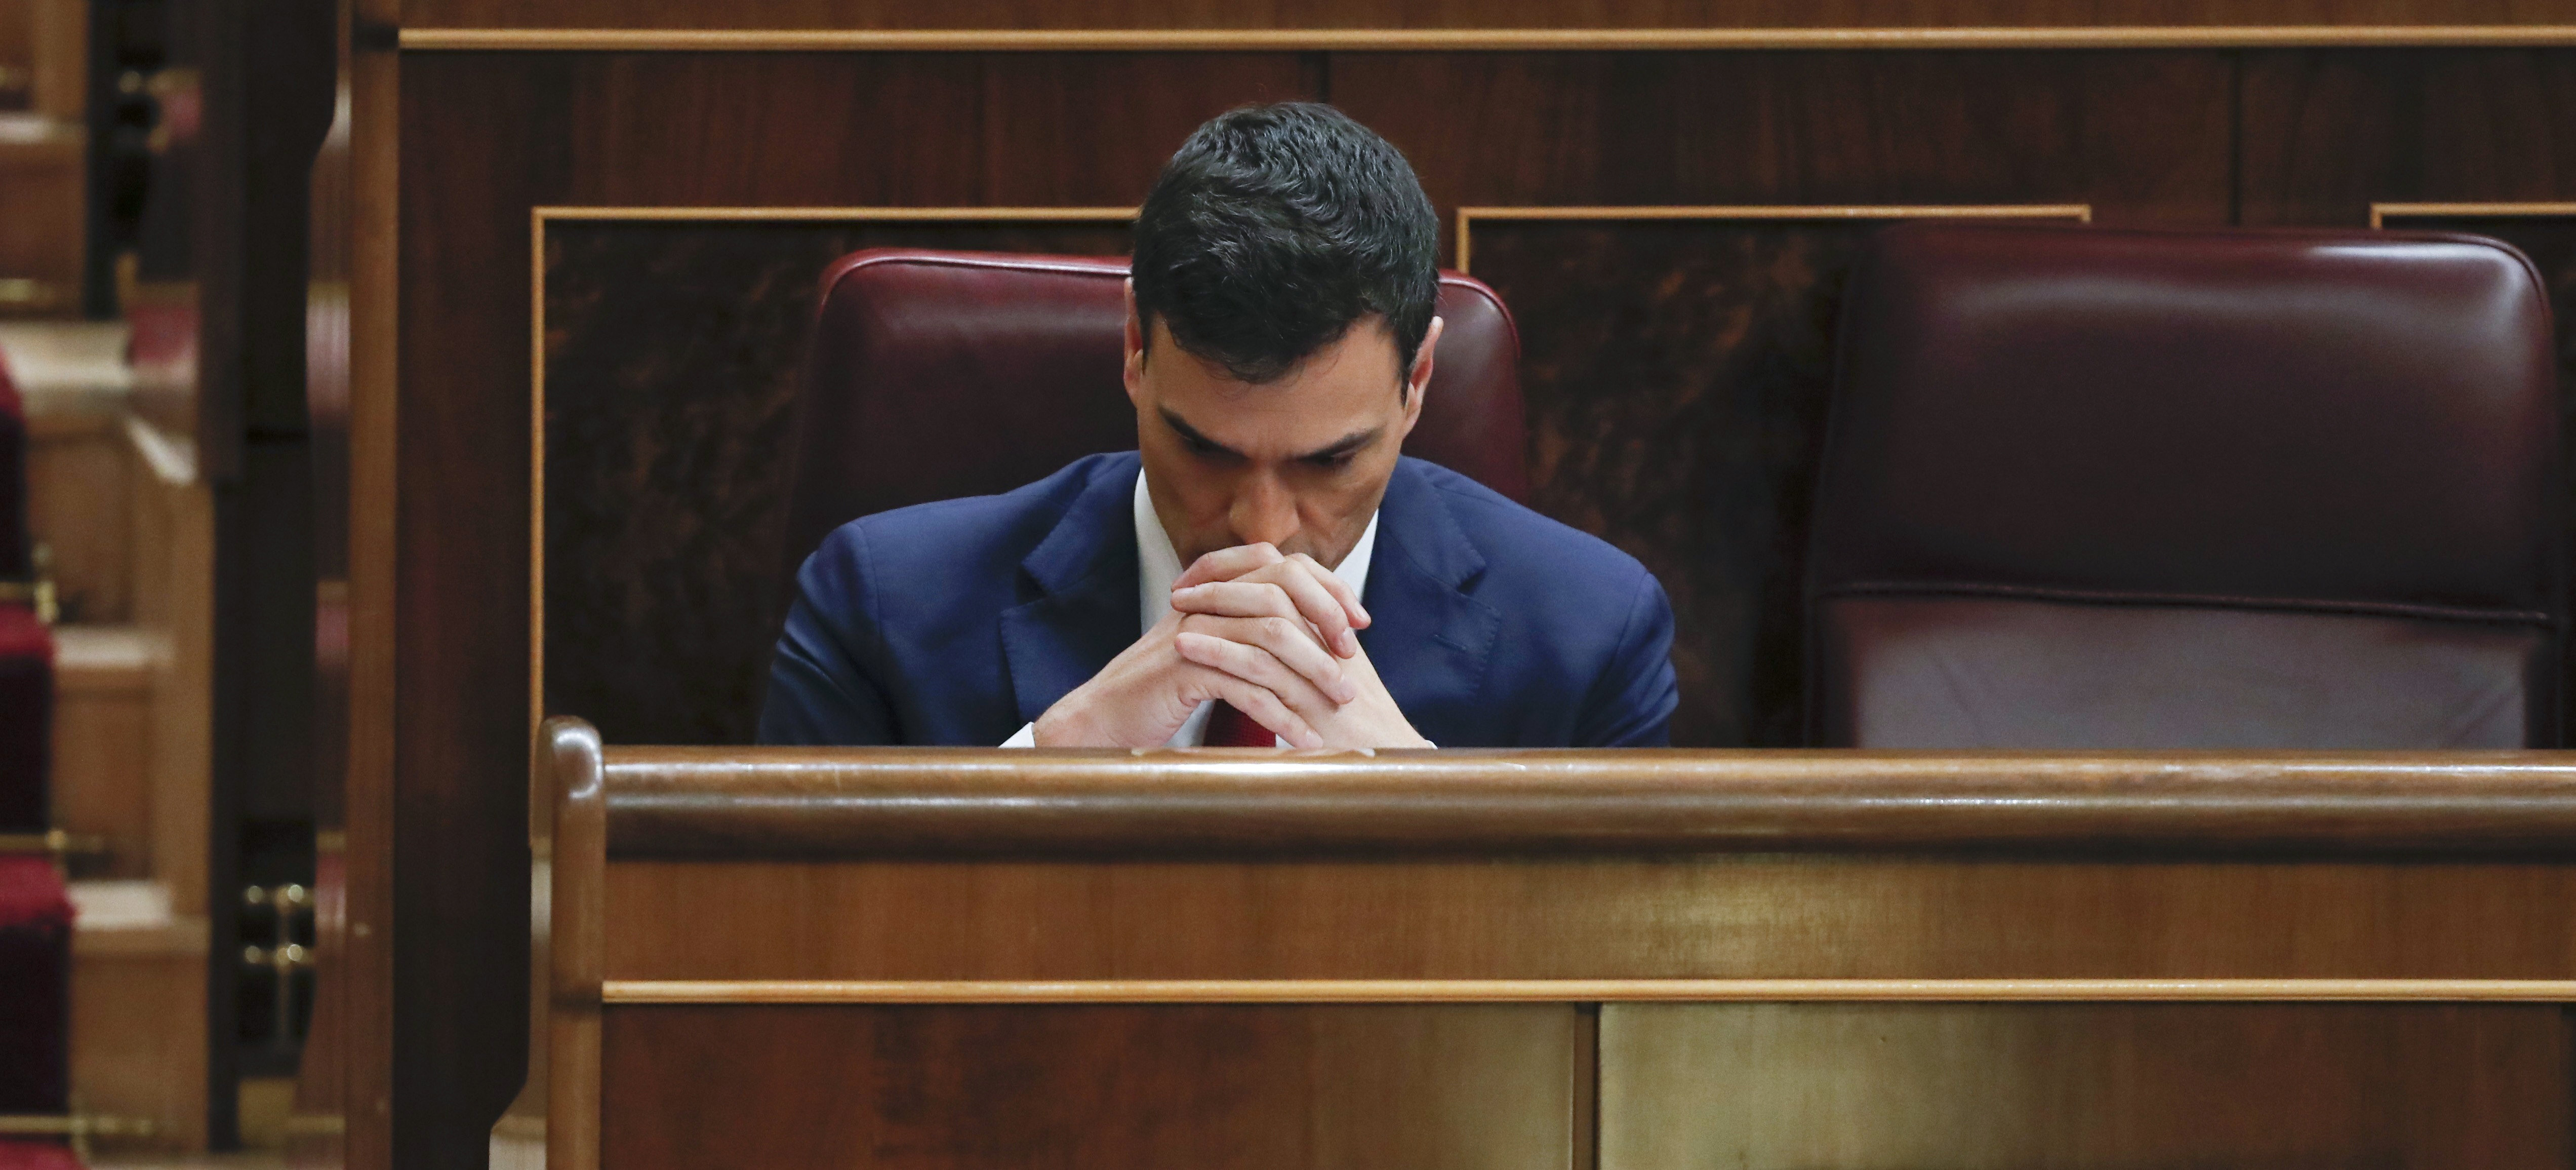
top-left (1454, 204), bottom-right (2091, 274)
top-left (2371, 201), bottom-right (2576, 228)
top-left (603, 978), bottom-right (2576, 1004)
top-left (403, 26), bottom-right (2576, 52)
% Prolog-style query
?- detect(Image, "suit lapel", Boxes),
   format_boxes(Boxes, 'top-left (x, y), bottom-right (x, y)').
top-left (1000, 456), bottom-right (1144, 724)
top-left (1361, 460), bottom-right (1501, 737)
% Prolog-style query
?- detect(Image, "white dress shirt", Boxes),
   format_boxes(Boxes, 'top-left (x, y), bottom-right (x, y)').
top-left (1001, 468), bottom-right (1379, 747)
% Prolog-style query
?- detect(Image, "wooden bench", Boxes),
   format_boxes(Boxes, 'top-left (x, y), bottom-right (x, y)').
top-left (534, 716), bottom-right (2576, 1169)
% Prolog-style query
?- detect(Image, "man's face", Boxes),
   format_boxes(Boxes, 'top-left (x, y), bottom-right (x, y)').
top-left (1124, 281), bottom-right (1439, 570)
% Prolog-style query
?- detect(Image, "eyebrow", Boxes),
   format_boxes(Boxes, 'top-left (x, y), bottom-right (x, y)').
top-left (1160, 407), bottom-right (1384, 463)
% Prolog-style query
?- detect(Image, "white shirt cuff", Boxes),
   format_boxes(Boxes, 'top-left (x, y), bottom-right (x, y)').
top-left (1000, 723), bottom-right (1037, 748)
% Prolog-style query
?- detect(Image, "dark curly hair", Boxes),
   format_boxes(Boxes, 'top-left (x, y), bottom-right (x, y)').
top-left (1131, 102), bottom-right (1440, 392)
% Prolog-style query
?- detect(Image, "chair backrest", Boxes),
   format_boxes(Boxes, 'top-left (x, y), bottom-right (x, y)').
top-left (779, 250), bottom-right (1527, 585)
top-left (1808, 223), bottom-right (2564, 749)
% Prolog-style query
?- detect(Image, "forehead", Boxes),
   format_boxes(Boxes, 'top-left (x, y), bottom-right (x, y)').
top-left (1147, 320), bottom-right (1404, 451)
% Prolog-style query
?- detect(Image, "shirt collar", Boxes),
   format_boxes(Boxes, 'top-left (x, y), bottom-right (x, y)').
top-left (1134, 467), bottom-right (1378, 633)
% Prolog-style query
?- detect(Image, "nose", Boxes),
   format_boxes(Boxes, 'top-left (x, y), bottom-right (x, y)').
top-left (1228, 471), bottom-right (1300, 550)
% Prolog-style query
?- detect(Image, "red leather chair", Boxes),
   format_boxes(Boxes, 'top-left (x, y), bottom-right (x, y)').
top-left (1807, 223), bottom-right (2563, 749)
top-left (779, 250), bottom-right (1527, 584)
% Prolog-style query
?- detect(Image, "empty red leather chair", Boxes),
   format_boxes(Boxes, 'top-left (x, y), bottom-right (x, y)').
top-left (1808, 224), bottom-right (2562, 749)
top-left (779, 250), bottom-right (1526, 582)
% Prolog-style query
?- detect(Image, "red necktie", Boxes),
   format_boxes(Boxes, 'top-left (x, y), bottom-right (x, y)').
top-left (1202, 700), bottom-right (1275, 747)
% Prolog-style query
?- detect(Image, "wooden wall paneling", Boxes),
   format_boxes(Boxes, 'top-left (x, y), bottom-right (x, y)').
top-left (1596, 1002), bottom-right (2570, 1168)
top-left (395, 54), bottom-right (567, 1170)
top-left (974, 53), bottom-right (1316, 203)
top-left (2239, 49), bottom-right (2576, 225)
top-left (1334, 51), bottom-right (2233, 235)
top-left (599, 1003), bottom-right (1578, 1170)
top-left (343, 0), bottom-right (397, 1164)
top-left (394, 0), bottom-right (2576, 34)
top-left (1454, 207), bottom-right (2083, 747)
top-left (600, 857), bottom-right (2576, 983)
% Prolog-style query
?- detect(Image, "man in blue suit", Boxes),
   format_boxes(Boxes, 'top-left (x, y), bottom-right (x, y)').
top-left (759, 103), bottom-right (1677, 749)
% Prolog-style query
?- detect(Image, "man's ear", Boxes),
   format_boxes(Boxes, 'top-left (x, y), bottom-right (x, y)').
top-left (1397, 316), bottom-right (1442, 440)
top-left (1122, 280), bottom-right (1147, 409)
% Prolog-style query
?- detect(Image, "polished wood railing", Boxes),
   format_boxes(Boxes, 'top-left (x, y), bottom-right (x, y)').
top-left (532, 716), bottom-right (2576, 1169)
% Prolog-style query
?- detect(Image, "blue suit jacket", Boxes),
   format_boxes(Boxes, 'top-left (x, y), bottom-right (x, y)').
top-left (758, 452), bottom-right (1678, 747)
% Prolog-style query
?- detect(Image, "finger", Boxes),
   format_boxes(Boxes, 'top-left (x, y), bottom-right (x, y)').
top-left (1177, 654), bottom-right (1320, 748)
top-left (1173, 542), bottom-right (1284, 591)
top-left (1280, 553), bottom-right (1370, 630)
top-left (1260, 557), bottom-right (1363, 656)
top-left (1177, 618), bottom-right (1355, 706)
top-left (1177, 572), bottom-right (1353, 658)
top-left (1169, 580), bottom-right (1302, 624)
top-left (1175, 632), bottom-right (1342, 722)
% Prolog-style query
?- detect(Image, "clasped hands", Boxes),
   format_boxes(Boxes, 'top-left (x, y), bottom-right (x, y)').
top-left (1031, 543), bottom-right (1430, 749)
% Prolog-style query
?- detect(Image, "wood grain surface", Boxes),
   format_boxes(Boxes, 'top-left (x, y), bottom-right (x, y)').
top-left (1598, 1002), bottom-right (2571, 1168)
top-left (595, 747), bottom-right (2576, 856)
top-left (600, 854), bottom-right (2576, 983)
top-left (599, 1004), bottom-right (1577, 1170)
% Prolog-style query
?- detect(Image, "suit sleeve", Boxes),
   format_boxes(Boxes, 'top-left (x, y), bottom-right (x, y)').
top-left (1572, 568), bottom-right (1680, 748)
top-left (756, 523), bottom-right (900, 745)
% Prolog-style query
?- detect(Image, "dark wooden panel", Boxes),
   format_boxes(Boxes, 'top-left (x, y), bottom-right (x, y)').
top-left (604, 857), bottom-right (2576, 981)
top-left (601, 1004), bottom-right (1577, 1170)
top-left (1336, 51), bottom-right (2234, 239)
top-left (542, 219), bottom-right (1133, 747)
top-left (2241, 49), bottom-right (2576, 226)
top-left (397, 54), bottom-right (569, 1170)
top-left (1601, 1003), bottom-right (2571, 1169)
top-left (975, 54), bottom-right (1316, 203)
top-left (538, 52), bottom-right (1306, 206)
top-left (403, 0), bottom-right (2573, 32)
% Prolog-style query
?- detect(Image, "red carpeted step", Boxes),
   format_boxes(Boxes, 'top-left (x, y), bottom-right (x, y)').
top-left (0, 1141), bottom-right (78, 1170)
top-left (0, 857), bottom-right (71, 1120)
